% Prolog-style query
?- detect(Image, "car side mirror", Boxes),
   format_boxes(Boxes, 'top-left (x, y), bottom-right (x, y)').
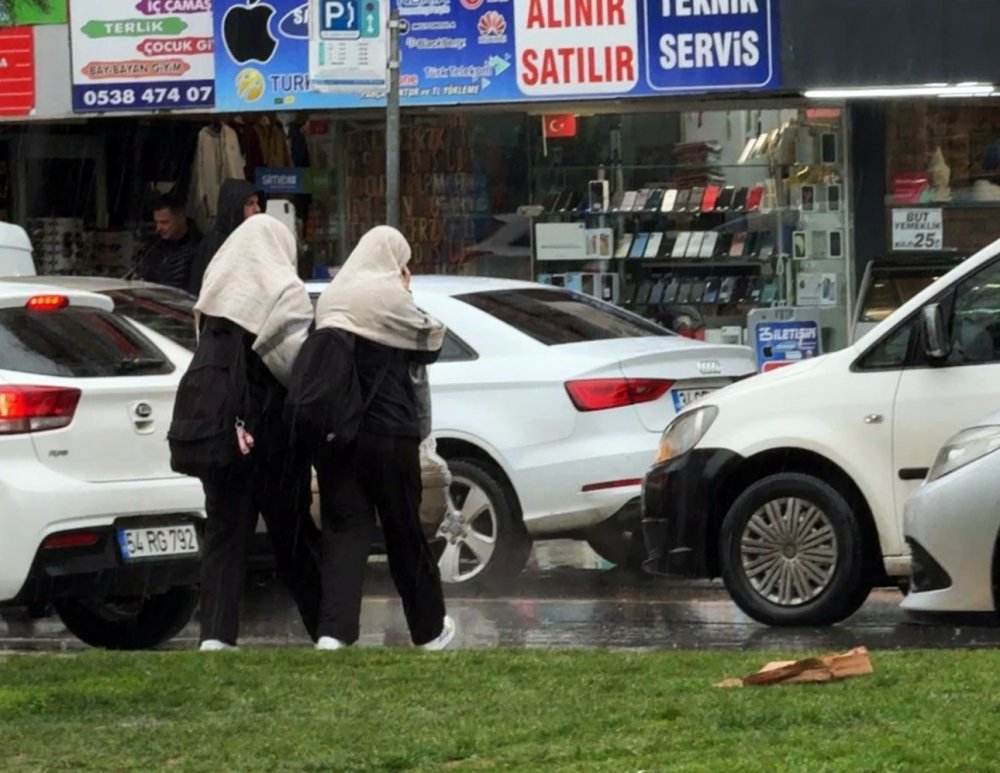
top-left (922, 303), bottom-right (951, 361)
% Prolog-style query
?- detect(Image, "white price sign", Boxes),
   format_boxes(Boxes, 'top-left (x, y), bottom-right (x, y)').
top-left (892, 208), bottom-right (944, 251)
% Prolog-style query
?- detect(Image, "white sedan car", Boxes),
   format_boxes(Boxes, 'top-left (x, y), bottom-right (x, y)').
top-left (312, 276), bottom-right (756, 586)
top-left (901, 411), bottom-right (1000, 619)
top-left (0, 281), bottom-right (205, 648)
top-left (25, 275), bottom-right (757, 588)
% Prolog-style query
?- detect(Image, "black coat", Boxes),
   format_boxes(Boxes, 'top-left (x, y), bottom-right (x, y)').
top-left (137, 223), bottom-right (201, 290)
top-left (188, 179), bottom-right (260, 296)
top-left (355, 337), bottom-right (440, 439)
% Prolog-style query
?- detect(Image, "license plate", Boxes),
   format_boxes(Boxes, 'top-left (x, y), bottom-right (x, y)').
top-left (118, 524), bottom-right (199, 561)
top-left (671, 388), bottom-right (716, 412)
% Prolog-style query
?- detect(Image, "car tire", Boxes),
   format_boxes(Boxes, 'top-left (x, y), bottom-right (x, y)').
top-left (585, 521), bottom-right (646, 572)
top-left (719, 472), bottom-right (871, 627)
top-left (433, 457), bottom-right (531, 591)
top-left (53, 585), bottom-right (198, 650)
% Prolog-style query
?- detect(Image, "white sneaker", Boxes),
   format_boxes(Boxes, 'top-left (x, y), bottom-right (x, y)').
top-left (316, 636), bottom-right (347, 651)
top-left (199, 639), bottom-right (237, 652)
top-left (421, 616), bottom-right (456, 651)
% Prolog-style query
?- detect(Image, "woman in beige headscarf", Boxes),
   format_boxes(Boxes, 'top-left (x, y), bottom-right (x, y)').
top-left (311, 225), bottom-right (455, 652)
top-left (191, 214), bottom-right (321, 651)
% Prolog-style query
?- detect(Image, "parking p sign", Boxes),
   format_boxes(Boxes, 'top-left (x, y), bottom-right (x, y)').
top-left (309, 0), bottom-right (388, 92)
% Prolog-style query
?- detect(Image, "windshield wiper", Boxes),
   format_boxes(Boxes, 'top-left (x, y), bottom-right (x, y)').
top-left (116, 357), bottom-right (167, 374)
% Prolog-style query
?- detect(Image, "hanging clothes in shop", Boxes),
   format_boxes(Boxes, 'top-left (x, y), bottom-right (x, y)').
top-left (255, 116), bottom-right (293, 168)
top-left (287, 118), bottom-right (313, 227)
top-left (189, 121), bottom-right (245, 234)
top-left (228, 117), bottom-right (266, 184)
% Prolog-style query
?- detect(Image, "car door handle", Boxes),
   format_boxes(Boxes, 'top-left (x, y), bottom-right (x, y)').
top-left (864, 414), bottom-right (884, 424)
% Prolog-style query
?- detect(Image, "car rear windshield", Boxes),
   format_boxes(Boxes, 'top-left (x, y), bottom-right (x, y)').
top-left (457, 288), bottom-right (670, 345)
top-left (0, 306), bottom-right (174, 377)
top-left (105, 287), bottom-right (197, 350)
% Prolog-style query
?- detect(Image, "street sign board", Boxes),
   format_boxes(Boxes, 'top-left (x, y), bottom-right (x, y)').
top-left (309, 0), bottom-right (388, 93)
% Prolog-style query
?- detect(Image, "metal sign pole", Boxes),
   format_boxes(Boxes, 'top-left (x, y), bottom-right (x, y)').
top-left (386, 8), bottom-right (401, 229)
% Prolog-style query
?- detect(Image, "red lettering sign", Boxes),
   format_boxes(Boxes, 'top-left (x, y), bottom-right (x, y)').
top-left (0, 27), bottom-right (34, 117)
top-left (137, 37), bottom-right (214, 57)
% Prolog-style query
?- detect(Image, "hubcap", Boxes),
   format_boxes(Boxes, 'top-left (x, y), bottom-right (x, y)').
top-left (739, 497), bottom-right (838, 607)
top-left (432, 474), bottom-right (497, 584)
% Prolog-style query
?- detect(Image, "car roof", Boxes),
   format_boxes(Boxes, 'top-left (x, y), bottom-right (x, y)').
top-left (0, 222), bottom-right (32, 253)
top-left (0, 275), bottom-right (177, 294)
top-left (306, 274), bottom-right (542, 296)
top-left (0, 280), bottom-right (114, 311)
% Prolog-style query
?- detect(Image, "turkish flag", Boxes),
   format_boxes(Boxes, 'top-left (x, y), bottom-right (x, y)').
top-left (543, 114), bottom-right (577, 139)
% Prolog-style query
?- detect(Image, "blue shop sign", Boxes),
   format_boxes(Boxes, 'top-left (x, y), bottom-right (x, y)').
top-left (753, 320), bottom-right (819, 374)
top-left (255, 167), bottom-right (307, 194)
top-left (213, 0), bottom-right (778, 111)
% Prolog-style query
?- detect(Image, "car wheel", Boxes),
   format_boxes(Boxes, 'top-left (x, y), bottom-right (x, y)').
top-left (432, 458), bottom-right (531, 590)
top-left (719, 473), bottom-right (871, 627)
top-left (53, 585), bottom-right (198, 650)
top-left (585, 520), bottom-right (646, 572)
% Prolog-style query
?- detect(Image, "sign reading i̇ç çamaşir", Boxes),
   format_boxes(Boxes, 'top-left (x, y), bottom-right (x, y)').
top-left (213, 0), bottom-right (778, 111)
top-left (69, 0), bottom-right (215, 113)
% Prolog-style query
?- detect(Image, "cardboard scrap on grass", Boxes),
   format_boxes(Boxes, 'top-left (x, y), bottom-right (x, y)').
top-left (716, 646), bottom-right (873, 688)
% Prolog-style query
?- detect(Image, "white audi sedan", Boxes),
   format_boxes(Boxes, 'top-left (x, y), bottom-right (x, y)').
top-left (902, 411), bottom-right (1000, 620)
top-left (22, 275), bottom-right (757, 589)
top-left (0, 281), bottom-right (205, 648)
top-left (311, 276), bottom-right (756, 586)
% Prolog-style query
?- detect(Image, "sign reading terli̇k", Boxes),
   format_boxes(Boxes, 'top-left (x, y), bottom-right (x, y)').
top-left (0, 27), bottom-right (34, 116)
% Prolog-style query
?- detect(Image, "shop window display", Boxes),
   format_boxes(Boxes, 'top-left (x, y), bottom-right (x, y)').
top-left (529, 108), bottom-right (853, 350)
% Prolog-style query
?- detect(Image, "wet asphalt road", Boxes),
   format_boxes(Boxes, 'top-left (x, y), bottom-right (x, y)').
top-left (4, 559), bottom-right (1000, 653)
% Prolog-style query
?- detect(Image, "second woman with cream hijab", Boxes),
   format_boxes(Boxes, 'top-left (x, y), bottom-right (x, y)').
top-left (312, 225), bottom-right (455, 651)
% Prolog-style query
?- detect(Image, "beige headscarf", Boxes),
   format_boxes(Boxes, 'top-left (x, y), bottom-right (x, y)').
top-left (194, 214), bottom-right (312, 386)
top-left (315, 226), bottom-right (444, 352)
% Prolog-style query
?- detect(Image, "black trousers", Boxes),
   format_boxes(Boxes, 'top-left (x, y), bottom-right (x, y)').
top-left (316, 433), bottom-right (446, 645)
top-left (199, 446), bottom-right (321, 645)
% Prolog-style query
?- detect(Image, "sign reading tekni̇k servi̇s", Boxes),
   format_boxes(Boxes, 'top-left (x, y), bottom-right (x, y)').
top-left (213, 0), bottom-right (778, 111)
top-left (69, 0), bottom-right (215, 113)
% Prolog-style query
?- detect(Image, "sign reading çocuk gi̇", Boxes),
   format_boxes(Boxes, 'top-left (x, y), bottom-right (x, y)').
top-left (69, 0), bottom-right (215, 113)
top-left (213, 0), bottom-right (777, 110)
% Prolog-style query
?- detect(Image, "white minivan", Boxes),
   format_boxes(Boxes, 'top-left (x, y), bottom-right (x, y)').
top-left (641, 235), bottom-right (1000, 627)
top-left (0, 223), bottom-right (36, 277)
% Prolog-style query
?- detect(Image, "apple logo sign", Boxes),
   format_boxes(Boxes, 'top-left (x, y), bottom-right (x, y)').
top-left (223, 0), bottom-right (279, 65)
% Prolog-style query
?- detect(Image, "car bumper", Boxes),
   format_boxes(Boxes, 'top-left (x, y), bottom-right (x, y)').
top-left (900, 456), bottom-right (1000, 615)
top-left (641, 447), bottom-right (743, 578)
top-left (8, 515), bottom-right (203, 607)
top-left (1, 474), bottom-right (206, 602)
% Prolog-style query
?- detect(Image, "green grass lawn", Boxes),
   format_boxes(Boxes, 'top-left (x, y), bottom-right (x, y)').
top-left (1, 648), bottom-right (996, 771)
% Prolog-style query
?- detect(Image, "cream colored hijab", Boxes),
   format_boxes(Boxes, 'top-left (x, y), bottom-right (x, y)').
top-left (194, 214), bottom-right (312, 385)
top-left (315, 225), bottom-right (444, 352)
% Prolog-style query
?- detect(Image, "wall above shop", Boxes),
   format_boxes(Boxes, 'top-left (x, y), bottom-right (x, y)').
top-left (780, 0), bottom-right (1000, 90)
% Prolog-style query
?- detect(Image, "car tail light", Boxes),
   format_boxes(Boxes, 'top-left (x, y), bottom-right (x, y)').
top-left (0, 385), bottom-right (81, 435)
top-left (43, 532), bottom-right (100, 549)
top-left (25, 295), bottom-right (69, 312)
top-left (565, 378), bottom-right (675, 412)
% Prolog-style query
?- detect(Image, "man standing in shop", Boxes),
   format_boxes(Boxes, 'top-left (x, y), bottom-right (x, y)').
top-left (136, 193), bottom-right (202, 291)
top-left (188, 179), bottom-right (263, 296)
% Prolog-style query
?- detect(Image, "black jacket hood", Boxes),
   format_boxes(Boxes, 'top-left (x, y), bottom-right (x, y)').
top-left (214, 179), bottom-right (259, 238)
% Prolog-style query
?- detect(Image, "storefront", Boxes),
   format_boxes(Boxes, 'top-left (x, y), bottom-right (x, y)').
top-left (780, 0), bottom-right (1000, 342)
top-left (20, 0), bottom-right (1000, 358)
top-left (200, 0), bottom-right (862, 353)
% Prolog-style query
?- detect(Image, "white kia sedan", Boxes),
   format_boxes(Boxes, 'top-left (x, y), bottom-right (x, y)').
top-left (0, 281), bottom-right (205, 649)
top-left (21, 276), bottom-right (756, 588)
top-left (901, 411), bottom-right (1000, 620)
